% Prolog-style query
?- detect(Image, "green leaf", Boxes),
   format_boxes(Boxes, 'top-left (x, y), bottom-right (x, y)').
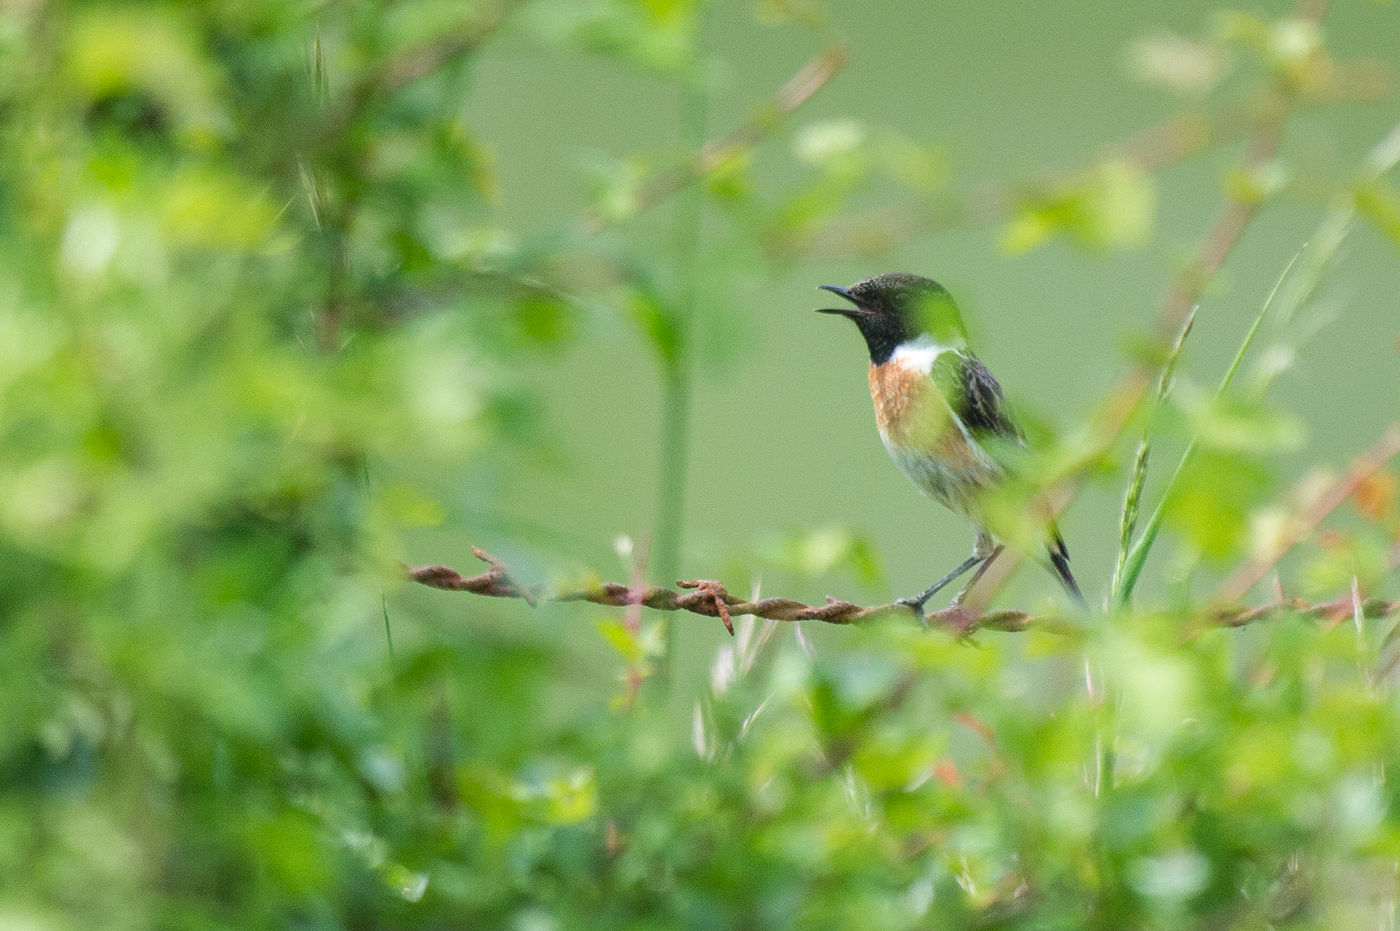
top-left (622, 285), bottom-right (681, 366)
top-left (526, 0), bottom-right (698, 73)
top-left (584, 151), bottom-right (651, 224)
top-left (159, 169), bottom-right (280, 250)
top-left (1354, 179), bottom-right (1400, 247)
top-left (760, 526), bottom-right (884, 587)
top-left (1001, 159), bottom-right (1156, 254)
top-left (1173, 388), bottom-right (1305, 455)
top-left (597, 619), bottom-right (646, 662)
top-left (1163, 449), bottom-right (1273, 558)
top-left (63, 8), bottom-right (228, 146)
top-left (1128, 31), bottom-right (1232, 96)
top-left (794, 118), bottom-right (868, 170)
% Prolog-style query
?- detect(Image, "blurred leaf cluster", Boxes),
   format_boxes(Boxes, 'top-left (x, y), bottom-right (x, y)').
top-left (2, 0), bottom-right (1400, 928)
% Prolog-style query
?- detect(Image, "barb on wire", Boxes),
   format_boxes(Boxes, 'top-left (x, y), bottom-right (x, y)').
top-left (407, 547), bottom-right (1398, 637)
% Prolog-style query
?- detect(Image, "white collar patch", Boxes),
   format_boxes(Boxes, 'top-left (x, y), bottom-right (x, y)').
top-left (888, 334), bottom-right (952, 374)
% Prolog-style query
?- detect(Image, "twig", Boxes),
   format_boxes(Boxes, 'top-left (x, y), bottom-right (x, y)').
top-left (1214, 594), bottom-right (1395, 628)
top-left (1156, 118), bottom-right (1287, 343)
top-left (803, 84), bottom-right (1358, 259)
top-left (1108, 0), bottom-right (1329, 426)
top-left (407, 547), bottom-right (1398, 636)
top-left (1215, 424), bottom-right (1400, 603)
top-left (322, 2), bottom-right (524, 136)
top-left (957, 107), bottom-right (1246, 230)
top-left (965, 0), bottom-right (1329, 611)
top-left (580, 45), bottom-right (849, 233)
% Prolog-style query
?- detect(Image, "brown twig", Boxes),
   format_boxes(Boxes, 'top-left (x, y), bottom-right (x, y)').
top-left (1215, 424), bottom-right (1400, 603)
top-left (954, 107), bottom-right (1248, 231)
top-left (1214, 594), bottom-right (1396, 628)
top-left (408, 547), bottom-right (1398, 636)
top-left (323, 2), bottom-right (524, 137)
top-left (580, 45), bottom-right (849, 233)
top-left (964, 0), bottom-right (1329, 612)
top-left (801, 52), bottom-right (1394, 260)
top-left (1155, 108), bottom-right (1287, 343)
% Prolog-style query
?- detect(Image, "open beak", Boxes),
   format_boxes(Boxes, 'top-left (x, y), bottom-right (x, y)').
top-left (816, 284), bottom-right (860, 317)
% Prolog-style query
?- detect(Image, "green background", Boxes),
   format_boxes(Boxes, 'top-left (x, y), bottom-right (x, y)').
top-left (4, 0), bottom-right (1400, 926)
top-left (443, 0), bottom-right (1399, 633)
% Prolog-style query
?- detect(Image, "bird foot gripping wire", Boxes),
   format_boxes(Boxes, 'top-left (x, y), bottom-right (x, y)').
top-left (930, 603), bottom-right (982, 639)
top-left (895, 551), bottom-right (990, 623)
top-left (895, 593), bottom-right (933, 626)
top-left (896, 596), bottom-right (981, 638)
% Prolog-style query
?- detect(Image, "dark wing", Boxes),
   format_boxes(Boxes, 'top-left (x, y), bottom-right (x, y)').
top-left (951, 352), bottom-right (1020, 442)
top-left (944, 353), bottom-right (1088, 605)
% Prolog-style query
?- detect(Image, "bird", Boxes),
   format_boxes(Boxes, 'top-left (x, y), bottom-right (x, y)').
top-left (817, 272), bottom-right (1084, 616)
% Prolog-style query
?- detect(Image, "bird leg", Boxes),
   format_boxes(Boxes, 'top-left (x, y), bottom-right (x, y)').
top-left (951, 545), bottom-right (1004, 607)
top-left (896, 554), bottom-right (984, 621)
top-left (897, 533), bottom-right (998, 621)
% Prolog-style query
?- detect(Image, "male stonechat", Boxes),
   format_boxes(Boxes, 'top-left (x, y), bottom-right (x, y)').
top-left (818, 273), bottom-right (1083, 615)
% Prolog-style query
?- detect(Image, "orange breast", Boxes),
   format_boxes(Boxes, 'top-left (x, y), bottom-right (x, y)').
top-left (868, 360), bottom-right (923, 436)
top-left (867, 360), bottom-right (994, 516)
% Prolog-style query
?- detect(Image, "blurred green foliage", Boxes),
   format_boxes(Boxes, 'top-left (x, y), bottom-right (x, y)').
top-left (2, 0), bottom-right (1399, 928)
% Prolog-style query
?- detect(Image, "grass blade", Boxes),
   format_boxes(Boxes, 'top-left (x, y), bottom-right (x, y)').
top-left (1109, 302), bottom-right (1199, 602)
top-left (1114, 245), bottom-right (1310, 607)
top-left (1114, 118), bottom-right (1400, 608)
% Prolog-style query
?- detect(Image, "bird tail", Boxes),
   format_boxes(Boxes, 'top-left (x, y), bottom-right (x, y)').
top-left (1047, 524), bottom-right (1087, 608)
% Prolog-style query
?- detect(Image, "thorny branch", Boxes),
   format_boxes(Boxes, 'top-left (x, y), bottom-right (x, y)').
top-left (408, 547), bottom-right (1399, 637)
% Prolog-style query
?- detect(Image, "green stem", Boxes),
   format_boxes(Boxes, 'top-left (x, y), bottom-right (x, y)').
top-left (381, 592), bottom-right (396, 660)
top-left (653, 363), bottom-right (693, 585)
top-left (1114, 118), bottom-right (1400, 607)
top-left (1109, 303), bottom-right (1199, 601)
top-left (1114, 248), bottom-right (1310, 607)
top-left (653, 35), bottom-right (710, 680)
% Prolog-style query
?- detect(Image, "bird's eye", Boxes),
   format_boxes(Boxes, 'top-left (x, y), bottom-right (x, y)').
top-left (892, 291), bottom-right (912, 311)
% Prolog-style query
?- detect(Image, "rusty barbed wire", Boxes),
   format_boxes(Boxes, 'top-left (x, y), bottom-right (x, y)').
top-left (406, 547), bottom-right (1399, 637)
top-left (408, 548), bottom-right (1049, 635)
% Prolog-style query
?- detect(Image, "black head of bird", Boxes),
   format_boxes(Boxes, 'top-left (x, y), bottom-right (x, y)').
top-left (817, 273), bottom-right (969, 365)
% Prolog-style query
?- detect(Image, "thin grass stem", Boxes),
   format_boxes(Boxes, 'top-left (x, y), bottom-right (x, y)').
top-left (1113, 117), bottom-right (1400, 607)
top-left (1115, 244), bottom-right (1322, 607)
top-left (1109, 302), bottom-right (1199, 601)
